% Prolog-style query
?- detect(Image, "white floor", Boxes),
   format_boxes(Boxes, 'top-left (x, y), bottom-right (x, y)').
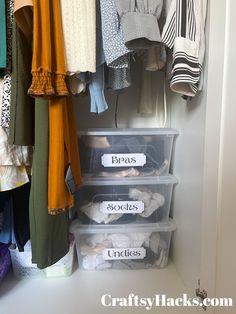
top-left (0, 261), bottom-right (201, 314)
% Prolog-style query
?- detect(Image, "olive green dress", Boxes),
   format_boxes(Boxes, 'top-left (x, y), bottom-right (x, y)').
top-left (9, 21), bottom-right (34, 146)
top-left (29, 99), bottom-right (69, 269)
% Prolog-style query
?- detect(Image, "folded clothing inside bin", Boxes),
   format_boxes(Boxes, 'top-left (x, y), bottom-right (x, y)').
top-left (79, 186), bottom-right (165, 224)
top-left (77, 175), bottom-right (177, 225)
top-left (70, 220), bottom-right (176, 271)
top-left (80, 231), bottom-right (167, 270)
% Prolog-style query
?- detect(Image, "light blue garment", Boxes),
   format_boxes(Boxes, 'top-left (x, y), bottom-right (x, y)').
top-left (88, 0), bottom-right (108, 114)
top-left (89, 64), bottom-right (108, 114)
top-left (96, 0), bottom-right (105, 67)
top-left (100, 0), bottom-right (131, 68)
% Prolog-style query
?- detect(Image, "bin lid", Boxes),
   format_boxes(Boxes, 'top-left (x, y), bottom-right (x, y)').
top-left (70, 219), bottom-right (177, 234)
top-left (81, 175), bottom-right (178, 186)
top-left (78, 128), bottom-right (179, 136)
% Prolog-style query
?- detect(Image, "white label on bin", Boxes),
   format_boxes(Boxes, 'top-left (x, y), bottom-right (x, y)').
top-left (100, 201), bottom-right (144, 214)
top-left (103, 248), bottom-right (146, 260)
top-left (101, 153), bottom-right (146, 167)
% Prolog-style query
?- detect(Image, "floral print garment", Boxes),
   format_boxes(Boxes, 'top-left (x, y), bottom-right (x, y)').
top-left (0, 79), bottom-right (29, 191)
top-left (0, 166), bottom-right (29, 192)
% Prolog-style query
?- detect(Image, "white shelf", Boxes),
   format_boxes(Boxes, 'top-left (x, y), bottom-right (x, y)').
top-left (0, 260), bottom-right (199, 314)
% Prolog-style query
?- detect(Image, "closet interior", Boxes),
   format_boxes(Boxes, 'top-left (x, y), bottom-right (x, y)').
top-left (1, 0), bottom-right (234, 313)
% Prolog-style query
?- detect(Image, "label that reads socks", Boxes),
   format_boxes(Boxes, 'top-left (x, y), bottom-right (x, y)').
top-left (100, 201), bottom-right (144, 214)
top-left (103, 248), bottom-right (146, 260)
top-left (101, 153), bottom-right (146, 167)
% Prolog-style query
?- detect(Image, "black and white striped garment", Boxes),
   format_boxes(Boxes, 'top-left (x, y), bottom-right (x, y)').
top-left (162, 0), bottom-right (203, 97)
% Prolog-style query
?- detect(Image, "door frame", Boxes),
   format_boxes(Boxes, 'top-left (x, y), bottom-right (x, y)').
top-left (200, 0), bottom-right (228, 302)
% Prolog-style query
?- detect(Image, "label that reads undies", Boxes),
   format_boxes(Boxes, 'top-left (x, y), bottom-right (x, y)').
top-left (101, 153), bottom-right (147, 167)
top-left (103, 248), bottom-right (146, 261)
top-left (100, 201), bottom-right (144, 214)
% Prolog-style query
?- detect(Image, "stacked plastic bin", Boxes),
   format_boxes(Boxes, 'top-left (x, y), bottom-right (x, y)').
top-left (71, 128), bottom-right (178, 271)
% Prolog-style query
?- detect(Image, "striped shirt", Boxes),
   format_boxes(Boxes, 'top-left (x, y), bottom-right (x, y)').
top-left (162, 0), bottom-right (206, 97)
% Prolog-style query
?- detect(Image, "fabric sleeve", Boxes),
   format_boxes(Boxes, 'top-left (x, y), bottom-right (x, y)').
top-left (162, 0), bottom-right (202, 97)
top-left (89, 64), bottom-right (108, 114)
top-left (116, 0), bottom-right (163, 49)
top-left (100, 0), bottom-right (130, 68)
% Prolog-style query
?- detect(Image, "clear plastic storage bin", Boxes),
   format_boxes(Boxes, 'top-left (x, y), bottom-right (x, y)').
top-left (9, 238), bottom-right (75, 279)
top-left (70, 220), bottom-right (176, 271)
top-left (77, 176), bottom-right (178, 224)
top-left (78, 129), bottom-right (178, 177)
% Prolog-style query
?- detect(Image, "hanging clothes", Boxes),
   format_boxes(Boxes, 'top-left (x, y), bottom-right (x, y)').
top-left (1, 73), bottom-right (11, 128)
top-left (60, 0), bottom-right (96, 74)
top-left (115, 0), bottom-right (164, 49)
top-left (9, 1), bottom-right (34, 146)
top-left (89, 64), bottom-right (108, 114)
top-left (100, 0), bottom-right (131, 68)
top-left (5, 0), bottom-right (14, 72)
top-left (138, 45), bottom-right (167, 116)
top-left (28, 0), bottom-right (68, 96)
top-left (0, 126), bottom-right (31, 166)
top-left (0, 0), bottom-right (14, 128)
top-left (0, 197), bottom-right (16, 245)
top-left (0, 80), bottom-right (32, 167)
top-left (0, 79), bottom-right (29, 192)
top-left (11, 0), bottom-right (77, 267)
top-left (106, 66), bottom-right (131, 93)
top-left (0, 183), bottom-right (31, 251)
top-left (28, 0), bottom-right (82, 213)
top-left (14, 0), bottom-right (33, 41)
top-left (88, 0), bottom-right (108, 114)
top-left (48, 95), bottom-right (82, 214)
top-left (0, 166), bottom-right (29, 192)
top-left (8, 20), bottom-right (35, 146)
top-left (29, 99), bottom-right (70, 268)
top-left (99, 0), bottom-right (132, 97)
top-left (0, 0), bottom-right (7, 76)
top-left (144, 45), bottom-right (166, 72)
top-left (138, 69), bottom-right (155, 115)
top-left (162, 0), bottom-right (206, 97)
top-left (11, 182), bottom-right (31, 251)
top-left (68, 74), bottom-right (87, 95)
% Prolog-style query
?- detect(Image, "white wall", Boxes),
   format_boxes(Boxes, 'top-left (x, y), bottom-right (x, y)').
top-left (168, 88), bottom-right (206, 294)
top-left (74, 61), bottom-right (168, 129)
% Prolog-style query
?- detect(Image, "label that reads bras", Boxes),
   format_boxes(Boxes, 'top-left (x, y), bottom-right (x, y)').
top-left (100, 201), bottom-right (144, 214)
top-left (103, 247), bottom-right (146, 261)
top-left (101, 153), bottom-right (146, 167)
